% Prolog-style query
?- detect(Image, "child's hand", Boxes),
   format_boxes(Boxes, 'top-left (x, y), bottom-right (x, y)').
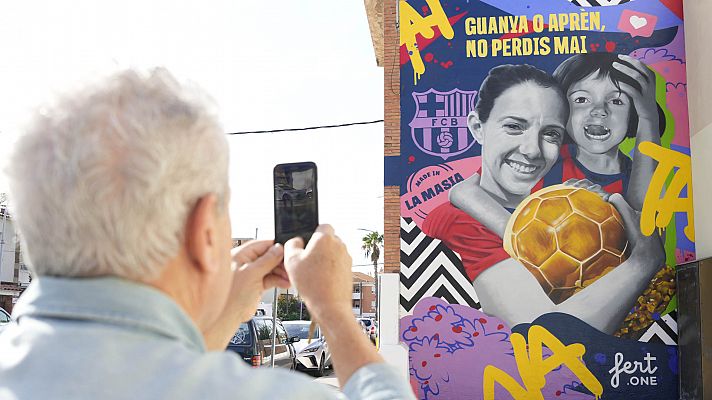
top-left (563, 178), bottom-right (611, 201)
top-left (612, 55), bottom-right (658, 128)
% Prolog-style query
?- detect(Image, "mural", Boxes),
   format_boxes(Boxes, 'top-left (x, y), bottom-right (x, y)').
top-left (392, 0), bottom-right (693, 398)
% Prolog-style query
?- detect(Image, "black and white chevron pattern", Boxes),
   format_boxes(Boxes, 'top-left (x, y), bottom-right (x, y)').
top-left (399, 218), bottom-right (679, 345)
top-left (400, 217), bottom-right (480, 315)
top-left (638, 311), bottom-right (678, 345)
top-left (569, 0), bottom-right (631, 6)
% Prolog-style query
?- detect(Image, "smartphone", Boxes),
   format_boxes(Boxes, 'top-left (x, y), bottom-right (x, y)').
top-left (273, 162), bottom-right (319, 245)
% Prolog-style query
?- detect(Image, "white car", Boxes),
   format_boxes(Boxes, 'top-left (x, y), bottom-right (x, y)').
top-left (283, 320), bottom-right (332, 376)
top-left (0, 307), bottom-right (11, 334)
top-left (357, 317), bottom-right (377, 343)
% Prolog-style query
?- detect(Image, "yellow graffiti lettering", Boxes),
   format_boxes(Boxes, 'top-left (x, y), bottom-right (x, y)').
top-left (483, 326), bottom-right (603, 400)
top-left (399, 0), bottom-right (454, 85)
top-left (639, 142), bottom-right (695, 242)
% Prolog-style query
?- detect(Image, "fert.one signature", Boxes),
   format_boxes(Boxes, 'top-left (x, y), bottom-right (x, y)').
top-left (608, 352), bottom-right (658, 388)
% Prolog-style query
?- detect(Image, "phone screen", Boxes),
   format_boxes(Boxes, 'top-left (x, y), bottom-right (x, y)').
top-left (273, 162), bottom-right (318, 245)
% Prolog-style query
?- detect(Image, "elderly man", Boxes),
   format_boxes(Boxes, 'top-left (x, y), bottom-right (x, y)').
top-left (0, 69), bottom-right (414, 399)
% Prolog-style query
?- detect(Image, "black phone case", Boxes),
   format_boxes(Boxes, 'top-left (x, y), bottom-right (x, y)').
top-left (273, 162), bottom-right (319, 245)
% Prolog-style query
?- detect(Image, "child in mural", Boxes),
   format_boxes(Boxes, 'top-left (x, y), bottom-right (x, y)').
top-left (422, 63), bottom-right (665, 335)
top-left (450, 52), bottom-right (662, 237)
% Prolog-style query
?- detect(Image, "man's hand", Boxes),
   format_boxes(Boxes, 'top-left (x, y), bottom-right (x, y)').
top-left (283, 225), bottom-right (385, 387)
top-left (283, 225), bottom-right (352, 320)
top-left (203, 240), bottom-right (288, 350)
top-left (229, 240), bottom-right (290, 321)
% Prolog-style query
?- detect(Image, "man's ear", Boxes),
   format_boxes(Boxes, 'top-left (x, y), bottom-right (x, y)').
top-left (185, 194), bottom-right (220, 274)
top-left (467, 111), bottom-right (484, 145)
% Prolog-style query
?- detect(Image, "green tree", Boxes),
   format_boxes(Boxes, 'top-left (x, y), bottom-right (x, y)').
top-left (277, 295), bottom-right (310, 321)
top-left (361, 231), bottom-right (383, 322)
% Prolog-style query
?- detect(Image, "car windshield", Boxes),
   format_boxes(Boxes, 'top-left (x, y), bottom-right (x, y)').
top-left (229, 323), bottom-right (251, 345)
top-left (284, 322), bottom-right (319, 339)
top-left (360, 319), bottom-right (372, 327)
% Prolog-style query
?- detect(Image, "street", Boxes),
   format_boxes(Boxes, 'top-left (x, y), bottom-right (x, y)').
top-left (313, 369), bottom-right (339, 389)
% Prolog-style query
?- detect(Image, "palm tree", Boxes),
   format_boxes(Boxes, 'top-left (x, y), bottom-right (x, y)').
top-left (361, 231), bottom-right (383, 322)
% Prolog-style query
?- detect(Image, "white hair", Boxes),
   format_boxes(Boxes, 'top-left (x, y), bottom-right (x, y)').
top-left (6, 68), bottom-right (229, 281)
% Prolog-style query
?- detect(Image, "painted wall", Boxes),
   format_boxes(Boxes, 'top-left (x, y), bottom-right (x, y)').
top-left (390, 0), bottom-right (694, 398)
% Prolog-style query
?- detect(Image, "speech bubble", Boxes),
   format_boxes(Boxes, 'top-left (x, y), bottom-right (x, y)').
top-left (618, 9), bottom-right (658, 38)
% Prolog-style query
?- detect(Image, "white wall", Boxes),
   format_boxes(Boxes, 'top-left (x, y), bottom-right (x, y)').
top-left (685, 1), bottom-right (712, 259)
top-left (691, 126), bottom-right (712, 259)
top-left (0, 217), bottom-right (16, 283)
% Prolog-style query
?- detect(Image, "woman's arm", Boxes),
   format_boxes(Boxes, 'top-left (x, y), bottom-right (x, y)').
top-left (449, 173), bottom-right (512, 237)
top-left (473, 194), bottom-right (665, 334)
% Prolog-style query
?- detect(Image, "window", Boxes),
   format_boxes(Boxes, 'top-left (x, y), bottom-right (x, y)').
top-left (230, 323), bottom-right (252, 345)
top-left (284, 322), bottom-right (310, 339)
top-left (353, 300), bottom-right (361, 308)
top-left (256, 319), bottom-right (272, 341)
top-left (0, 310), bottom-right (10, 323)
top-left (276, 324), bottom-right (288, 344)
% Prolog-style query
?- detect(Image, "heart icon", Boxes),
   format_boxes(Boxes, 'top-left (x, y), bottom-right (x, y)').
top-left (630, 15), bottom-right (647, 30)
top-left (618, 10), bottom-right (657, 38)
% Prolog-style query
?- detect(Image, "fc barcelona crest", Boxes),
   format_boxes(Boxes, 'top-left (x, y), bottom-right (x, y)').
top-left (409, 88), bottom-right (477, 160)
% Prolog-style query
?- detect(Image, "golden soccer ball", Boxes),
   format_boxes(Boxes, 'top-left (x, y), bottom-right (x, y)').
top-left (503, 184), bottom-right (629, 304)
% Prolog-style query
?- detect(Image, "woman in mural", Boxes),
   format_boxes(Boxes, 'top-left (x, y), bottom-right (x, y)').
top-left (450, 53), bottom-right (662, 236)
top-left (422, 63), bottom-right (665, 334)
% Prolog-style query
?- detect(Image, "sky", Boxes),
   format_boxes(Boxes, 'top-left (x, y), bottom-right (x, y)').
top-left (0, 1), bottom-right (384, 274)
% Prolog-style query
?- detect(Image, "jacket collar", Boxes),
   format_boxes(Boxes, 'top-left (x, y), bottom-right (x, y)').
top-left (13, 275), bottom-right (206, 352)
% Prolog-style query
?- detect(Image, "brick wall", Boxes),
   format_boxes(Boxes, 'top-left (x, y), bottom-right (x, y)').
top-left (384, 0), bottom-right (400, 274)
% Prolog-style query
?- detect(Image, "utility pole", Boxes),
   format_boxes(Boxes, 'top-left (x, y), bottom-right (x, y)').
top-left (270, 288), bottom-right (278, 368)
top-left (0, 203), bottom-right (7, 277)
top-left (359, 281), bottom-right (363, 317)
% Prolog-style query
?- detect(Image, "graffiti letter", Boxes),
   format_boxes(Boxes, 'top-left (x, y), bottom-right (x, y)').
top-left (399, 0), bottom-right (453, 84)
top-left (639, 142), bottom-right (695, 242)
top-left (483, 326), bottom-right (603, 400)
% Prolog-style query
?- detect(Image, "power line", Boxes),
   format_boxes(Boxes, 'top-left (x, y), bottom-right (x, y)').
top-left (226, 119), bottom-right (384, 135)
top-left (352, 262), bottom-right (385, 267)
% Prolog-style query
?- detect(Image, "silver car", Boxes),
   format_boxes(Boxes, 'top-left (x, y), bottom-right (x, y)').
top-left (0, 307), bottom-right (11, 334)
top-left (283, 320), bottom-right (331, 376)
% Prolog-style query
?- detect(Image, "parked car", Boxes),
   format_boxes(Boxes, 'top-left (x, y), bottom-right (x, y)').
top-left (356, 318), bottom-right (369, 336)
top-left (275, 183), bottom-right (312, 207)
top-left (283, 320), bottom-right (332, 377)
top-left (357, 317), bottom-right (377, 343)
top-left (227, 316), bottom-right (299, 369)
top-left (0, 307), bottom-right (10, 334)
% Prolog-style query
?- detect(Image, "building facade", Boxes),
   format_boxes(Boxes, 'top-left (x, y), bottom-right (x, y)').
top-left (0, 208), bottom-right (31, 313)
top-left (352, 272), bottom-right (376, 318)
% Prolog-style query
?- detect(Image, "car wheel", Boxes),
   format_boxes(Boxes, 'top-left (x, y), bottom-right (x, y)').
top-left (316, 354), bottom-right (326, 377)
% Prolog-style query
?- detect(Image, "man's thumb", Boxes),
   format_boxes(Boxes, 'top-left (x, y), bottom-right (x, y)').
top-left (247, 243), bottom-right (284, 273)
top-left (284, 237), bottom-right (305, 264)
